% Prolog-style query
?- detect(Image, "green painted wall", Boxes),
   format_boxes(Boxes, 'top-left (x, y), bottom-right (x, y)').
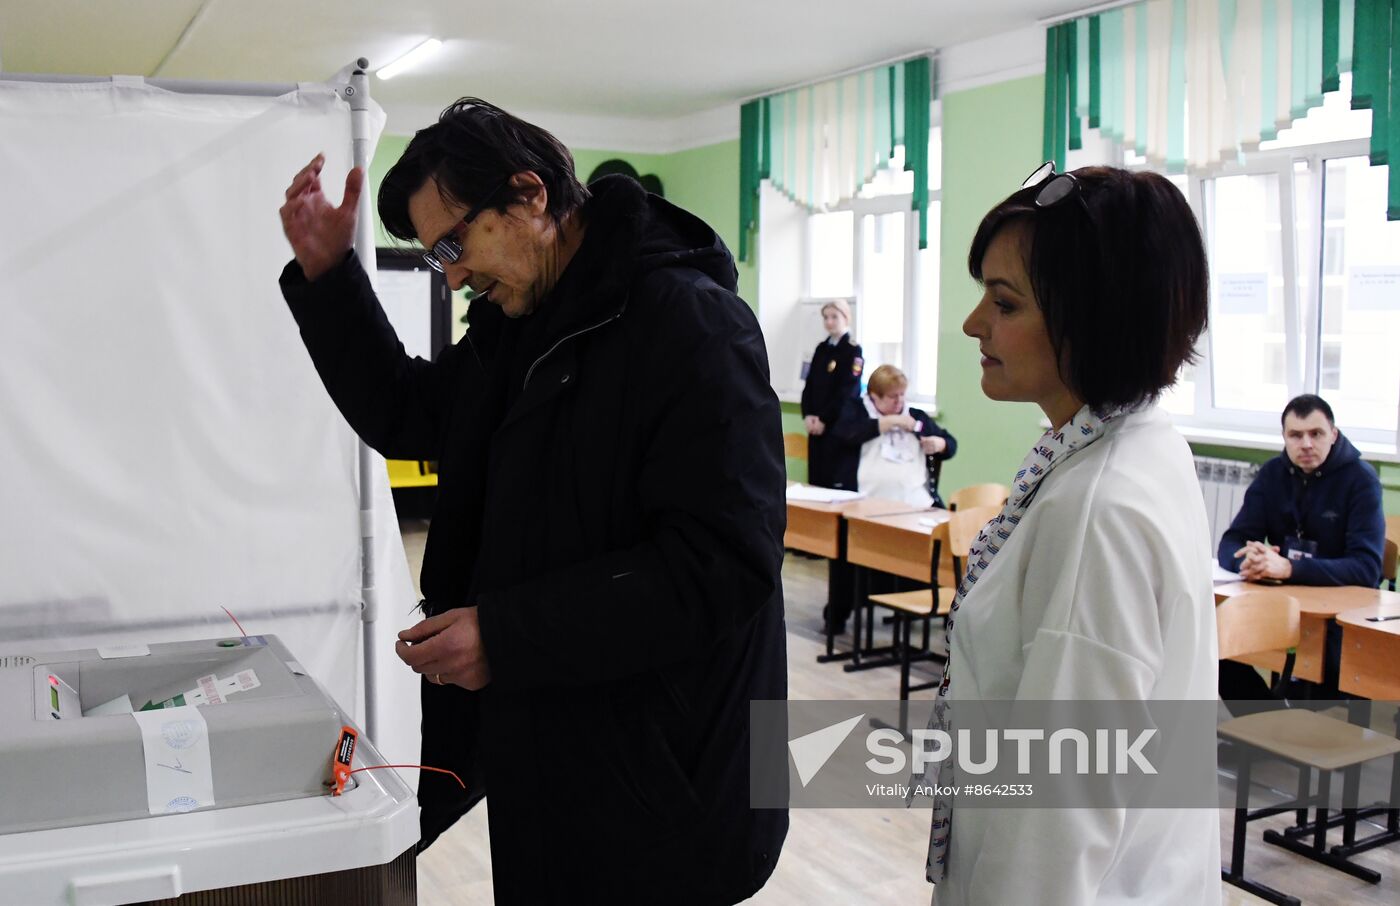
top-left (650, 140), bottom-right (758, 309)
top-left (932, 75), bottom-right (1049, 496)
top-left (367, 133), bottom-right (411, 246)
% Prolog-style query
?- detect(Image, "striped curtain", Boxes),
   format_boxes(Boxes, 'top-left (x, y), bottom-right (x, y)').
top-left (738, 56), bottom-right (936, 262)
top-left (1045, 0), bottom-right (1398, 219)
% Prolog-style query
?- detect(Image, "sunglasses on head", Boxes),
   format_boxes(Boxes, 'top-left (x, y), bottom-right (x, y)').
top-left (1020, 161), bottom-right (1080, 207)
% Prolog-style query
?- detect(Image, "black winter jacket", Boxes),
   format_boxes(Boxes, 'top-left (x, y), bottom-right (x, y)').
top-left (1217, 432), bottom-right (1384, 586)
top-left (280, 176), bottom-right (788, 904)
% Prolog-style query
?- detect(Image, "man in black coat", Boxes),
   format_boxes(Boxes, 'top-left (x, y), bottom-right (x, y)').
top-left (277, 98), bottom-right (788, 904)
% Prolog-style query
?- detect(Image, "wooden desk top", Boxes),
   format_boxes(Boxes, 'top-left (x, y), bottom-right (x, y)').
top-left (1213, 582), bottom-right (1400, 617)
top-left (845, 509), bottom-right (951, 533)
top-left (785, 494), bottom-right (929, 518)
top-left (843, 509), bottom-right (954, 583)
top-left (784, 495), bottom-right (934, 559)
top-left (1337, 602), bottom-right (1400, 635)
top-left (1337, 603), bottom-right (1400, 699)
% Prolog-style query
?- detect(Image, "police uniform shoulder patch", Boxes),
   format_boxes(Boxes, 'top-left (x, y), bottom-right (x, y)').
top-left (852, 356), bottom-right (863, 377)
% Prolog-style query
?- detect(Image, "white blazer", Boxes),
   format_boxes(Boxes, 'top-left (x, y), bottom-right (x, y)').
top-left (937, 406), bottom-right (1221, 906)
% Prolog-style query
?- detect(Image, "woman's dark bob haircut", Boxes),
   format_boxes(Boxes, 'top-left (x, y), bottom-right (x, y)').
top-left (968, 166), bottom-right (1209, 412)
top-left (378, 98), bottom-right (590, 244)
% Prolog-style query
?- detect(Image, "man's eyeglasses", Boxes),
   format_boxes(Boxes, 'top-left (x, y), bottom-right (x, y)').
top-left (1020, 161), bottom-right (1080, 208)
top-left (421, 183), bottom-right (504, 273)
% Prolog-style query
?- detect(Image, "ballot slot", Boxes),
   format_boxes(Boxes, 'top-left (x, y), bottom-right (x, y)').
top-left (30, 642), bottom-right (299, 721)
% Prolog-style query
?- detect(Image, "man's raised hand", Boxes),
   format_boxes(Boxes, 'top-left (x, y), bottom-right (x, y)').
top-left (279, 154), bottom-right (363, 281)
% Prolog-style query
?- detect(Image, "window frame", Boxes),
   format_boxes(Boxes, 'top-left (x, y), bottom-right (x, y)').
top-left (1127, 137), bottom-right (1400, 459)
top-left (797, 186), bottom-right (943, 408)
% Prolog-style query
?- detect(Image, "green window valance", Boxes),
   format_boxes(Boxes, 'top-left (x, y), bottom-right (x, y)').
top-left (739, 55), bottom-right (936, 262)
top-left (1044, 0), bottom-right (1397, 219)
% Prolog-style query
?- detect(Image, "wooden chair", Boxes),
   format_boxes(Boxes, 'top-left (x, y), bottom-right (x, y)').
top-left (1383, 515), bottom-right (1399, 591)
top-left (866, 504), bottom-right (1000, 700)
top-left (783, 432), bottom-right (808, 461)
top-left (947, 482), bottom-right (1009, 511)
top-left (1217, 591), bottom-right (1400, 906)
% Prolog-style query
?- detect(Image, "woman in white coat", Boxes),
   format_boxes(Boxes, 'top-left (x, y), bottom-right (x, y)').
top-left (922, 164), bottom-right (1219, 906)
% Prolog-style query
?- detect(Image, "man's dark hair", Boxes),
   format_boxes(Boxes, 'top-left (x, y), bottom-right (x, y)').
top-left (378, 98), bottom-right (590, 243)
top-left (1282, 393), bottom-right (1335, 427)
top-left (968, 166), bottom-right (1209, 412)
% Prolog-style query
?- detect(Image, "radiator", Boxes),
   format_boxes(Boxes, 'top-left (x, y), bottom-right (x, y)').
top-left (1195, 456), bottom-right (1262, 554)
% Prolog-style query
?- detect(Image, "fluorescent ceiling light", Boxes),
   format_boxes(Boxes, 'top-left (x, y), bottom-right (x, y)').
top-left (377, 39), bottom-right (443, 80)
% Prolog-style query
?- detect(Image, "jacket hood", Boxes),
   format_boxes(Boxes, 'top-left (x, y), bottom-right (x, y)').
top-left (632, 188), bottom-right (738, 293)
top-left (584, 174), bottom-right (737, 292)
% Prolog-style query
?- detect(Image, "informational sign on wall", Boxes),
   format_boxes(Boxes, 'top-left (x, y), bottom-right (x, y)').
top-left (1215, 272), bottom-right (1270, 316)
top-left (376, 269), bottom-right (435, 361)
top-left (1348, 266), bottom-right (1400, 311)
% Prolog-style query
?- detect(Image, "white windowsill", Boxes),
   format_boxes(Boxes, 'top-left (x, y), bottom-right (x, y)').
top-left (1178, 423), bottom-right (1400, 463)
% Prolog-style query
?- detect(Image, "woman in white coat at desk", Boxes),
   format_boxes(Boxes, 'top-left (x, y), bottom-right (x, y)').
top-left (922, 164), bottom-right (1219, 906)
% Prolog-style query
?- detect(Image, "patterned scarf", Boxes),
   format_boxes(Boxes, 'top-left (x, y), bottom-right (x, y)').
top-left (923, 402), bottom-right (1130, 885)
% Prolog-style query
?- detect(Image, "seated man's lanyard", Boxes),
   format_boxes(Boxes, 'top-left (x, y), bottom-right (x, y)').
top-left (1287, 472), bottom-right (1319, 560)
top-left (1291, 474), bottom-right (1309, 541)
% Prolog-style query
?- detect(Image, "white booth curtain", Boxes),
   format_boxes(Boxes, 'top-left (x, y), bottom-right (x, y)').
top-left (0, 78), bottom-right (422, 768)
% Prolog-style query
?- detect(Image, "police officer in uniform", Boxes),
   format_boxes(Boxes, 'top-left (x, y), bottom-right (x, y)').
top-left (799, 300), bottom-right (862, 636)
top-left (800, 299), bottom-right (862, 489)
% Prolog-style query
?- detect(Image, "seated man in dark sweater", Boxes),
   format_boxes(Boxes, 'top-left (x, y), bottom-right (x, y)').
top-left (1218, 394), bottom-right (1385, 710)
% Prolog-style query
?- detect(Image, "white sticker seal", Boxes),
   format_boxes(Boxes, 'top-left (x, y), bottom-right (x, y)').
top-left (130, 705), bottom-right (215, 815)
top-left (98, 645), bottom-right (151, 660)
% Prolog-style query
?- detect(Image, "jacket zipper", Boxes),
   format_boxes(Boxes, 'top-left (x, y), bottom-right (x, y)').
top-left (462, 330), bottom-right (484, 373)
top-left (522, 311), bottom-right (622, 390)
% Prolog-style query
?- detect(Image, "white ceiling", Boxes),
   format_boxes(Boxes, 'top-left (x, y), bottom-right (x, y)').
top-left (1, 0), bottom-right (1082, 138)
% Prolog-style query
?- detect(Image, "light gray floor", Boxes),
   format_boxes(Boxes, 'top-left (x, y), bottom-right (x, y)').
top-left (399, 520), bottom-right (1399, 904)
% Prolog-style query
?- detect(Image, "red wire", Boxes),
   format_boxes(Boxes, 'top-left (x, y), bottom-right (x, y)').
top-left (348, 764), bottom-right (466, 789)
top-left (221, 606), bottom-right (248, 638)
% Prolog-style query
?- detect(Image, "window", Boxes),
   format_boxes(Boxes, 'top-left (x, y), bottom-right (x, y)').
top-left (794, 127), bottom-right (943, 403)
top-left (806, 210), bottom-right (853, 298)
top-left (1317, 155), bottom-right (1400, 433)
top-left (1113, 74), bottom-right (1399, 455)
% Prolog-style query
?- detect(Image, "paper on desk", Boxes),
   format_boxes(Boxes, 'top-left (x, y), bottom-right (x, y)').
top-left (1211, 561), bottom-right (1239, 584)
top-left (785, 484), bottom-right (867, 503)
top-left (918, 513), bottom-right (951, 527)
top-left (130, 705), bottom-right (215, 815)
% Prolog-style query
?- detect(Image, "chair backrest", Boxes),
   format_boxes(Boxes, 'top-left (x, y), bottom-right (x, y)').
top-left (1384, 515), bottom-right (1400, 589)
top-left (1215, 591), bottom-right (1301, 661)
top-left (947, 505), bottom-right (1001, 559)
top-left (925, 456), bottom-right (944, 506)
top-left (948, 483), bottom-right (1009, 511)
top-left (783, 432), bottom-right (808, 460)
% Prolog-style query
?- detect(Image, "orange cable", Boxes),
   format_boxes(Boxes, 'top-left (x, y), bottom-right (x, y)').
top-left (347, 764), bottom-right (466, 789)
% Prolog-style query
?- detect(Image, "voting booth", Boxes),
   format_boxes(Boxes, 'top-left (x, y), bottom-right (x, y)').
top-left (0, 63), bottom-right (426, 903)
